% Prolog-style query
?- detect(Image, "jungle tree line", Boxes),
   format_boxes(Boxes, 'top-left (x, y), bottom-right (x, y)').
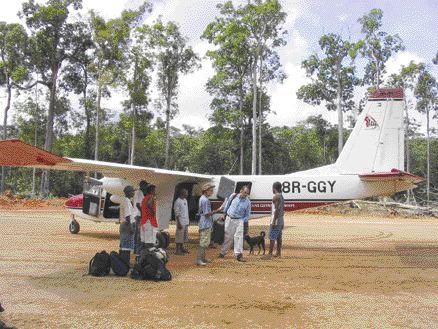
top-left (0, 1), bottom-right (437, 205)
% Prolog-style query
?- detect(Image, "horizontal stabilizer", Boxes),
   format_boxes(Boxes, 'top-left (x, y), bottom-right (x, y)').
top-left (359, 169), bottom-right (423, 184)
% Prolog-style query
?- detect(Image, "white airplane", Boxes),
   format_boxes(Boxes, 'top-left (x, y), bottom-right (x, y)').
top-left (0, 88), bottom-right (423, 236)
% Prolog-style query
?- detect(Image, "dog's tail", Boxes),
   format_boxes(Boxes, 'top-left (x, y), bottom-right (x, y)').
top-left (260, 231), bottom-right (266, 237)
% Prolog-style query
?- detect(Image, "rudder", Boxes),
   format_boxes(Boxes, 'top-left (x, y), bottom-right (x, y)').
top-left (336, 89), bottom-right (405, 174)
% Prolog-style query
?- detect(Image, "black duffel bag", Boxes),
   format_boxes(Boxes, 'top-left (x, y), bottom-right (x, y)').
top-left (131, 247), bottom-right (171, 281)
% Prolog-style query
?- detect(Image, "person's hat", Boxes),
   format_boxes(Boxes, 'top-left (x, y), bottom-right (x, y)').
top-left (123, 185), bottom-right (135, 194)
top-left (201, 183), bottom-right (215, 192)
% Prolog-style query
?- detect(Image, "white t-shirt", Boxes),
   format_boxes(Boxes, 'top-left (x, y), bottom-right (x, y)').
top-left (133, 190), bottom-right (144, 217)
top-left (120, 197), bottom-right (135, 223)
top-left (173, 197), bottom-right (190, 226)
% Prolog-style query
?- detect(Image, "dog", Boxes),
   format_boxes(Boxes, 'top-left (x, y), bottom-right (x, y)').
top-left (244, 231), bottom-right (266, 255)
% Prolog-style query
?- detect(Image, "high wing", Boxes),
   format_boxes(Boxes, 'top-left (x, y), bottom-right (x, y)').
top-left (0, 139), bottom-right (212, 183)
top-left (359, 169), bottom-right (424, 184)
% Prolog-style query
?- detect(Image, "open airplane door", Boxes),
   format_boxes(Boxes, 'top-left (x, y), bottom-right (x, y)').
top-left (82, 189), bottom-right (102, 217)
top-left (217, 176), bottom-right (236, 200)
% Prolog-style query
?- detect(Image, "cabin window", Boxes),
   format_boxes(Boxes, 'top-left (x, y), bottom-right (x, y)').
top-left (235, 182), bottom-right (252, 194)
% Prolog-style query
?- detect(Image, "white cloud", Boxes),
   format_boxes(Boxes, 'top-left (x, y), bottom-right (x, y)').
top-left (81, 0), bottom-right (128, 19)
top-left (266, 29), bottom-right (339, 127)
top-left (384, 51), bottom-right (425, 78)
top-left (172, 41), bottom-right (214, 130)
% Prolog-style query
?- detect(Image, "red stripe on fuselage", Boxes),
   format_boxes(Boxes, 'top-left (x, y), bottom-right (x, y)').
top-left (211, 200), bottom-right (335, 213)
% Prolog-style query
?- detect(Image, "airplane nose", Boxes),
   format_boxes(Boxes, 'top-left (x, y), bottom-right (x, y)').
top-left (65, 194), bottom-right (83, 209)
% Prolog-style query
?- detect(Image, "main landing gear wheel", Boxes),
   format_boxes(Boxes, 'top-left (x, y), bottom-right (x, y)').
top-left (69, 220), bottom-right (80, 234)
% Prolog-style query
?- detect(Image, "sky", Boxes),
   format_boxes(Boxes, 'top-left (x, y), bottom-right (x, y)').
top-left (1, 0), bottom-right (437, 132)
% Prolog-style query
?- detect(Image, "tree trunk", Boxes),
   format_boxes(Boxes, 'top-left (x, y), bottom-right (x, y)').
top-left (32, 82), bottom-right (39, 196)
top-left (426, 107), bottom-right (430, 206)
top-left (1, 84), bottom-right (12, 192)
top-left (405, 104), bottom-right (411, 203)
top-left (164, 97), bottom-right (171, 169)
top-left (336, 68), bottom-right (343, 156)
top-left (41, 65), bottom-right (59, 197)
top-left (83, 70), bottom-right (91, 159)
top-left (258, 55), bottom-right (263, 175)
top-left (372, 50), bottom-right (380, 90)
top-left (32, 123), bottom-right (38, 196)
top-left (95, 86), bottom-right (102, 161)
top-left (251, 57), bottom-right (258, 175)
top-left (376, 61), bottom-right (380, 90)
top-left (93, 85), bottom-right (102, 179)
top-left (130, 103), bottom-right (136, 165)
top-left (239, 84), bottom-right (244, 175)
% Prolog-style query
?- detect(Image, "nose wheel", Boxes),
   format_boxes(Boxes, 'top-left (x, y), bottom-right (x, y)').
top-left (69, 218), bottom-right (80, 234)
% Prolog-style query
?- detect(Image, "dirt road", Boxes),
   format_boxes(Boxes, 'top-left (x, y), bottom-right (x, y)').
top-left (0, 210), bottom-right (437, 328)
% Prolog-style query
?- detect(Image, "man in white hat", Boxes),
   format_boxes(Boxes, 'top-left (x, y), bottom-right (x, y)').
top-left (197, 183), bottom-right (220, 266)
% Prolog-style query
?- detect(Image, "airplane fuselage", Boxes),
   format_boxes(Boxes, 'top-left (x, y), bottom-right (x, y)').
top-left (65, 169), bottom-right (414, 230)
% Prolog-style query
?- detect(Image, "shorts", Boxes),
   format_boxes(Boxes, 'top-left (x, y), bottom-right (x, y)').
top-left (141, 221), bottom-right (158, 244)
top-left (269, 224), bottom-right (283, 241)
top-left (199, 228), bottom-right (212, 248)
top-left (175, 225), bottom-right (189, 244)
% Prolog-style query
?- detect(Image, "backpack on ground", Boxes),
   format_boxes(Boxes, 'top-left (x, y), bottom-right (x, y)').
top-left (88, 251), bottom-right (111, 277)
top-left (131, 247), bottom-right (171, 281)
top-left (110, 251), bottom-right (130, 276)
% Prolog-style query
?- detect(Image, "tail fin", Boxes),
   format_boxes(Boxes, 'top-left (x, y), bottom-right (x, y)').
top-left (336, 89), bottom-right (405, 174)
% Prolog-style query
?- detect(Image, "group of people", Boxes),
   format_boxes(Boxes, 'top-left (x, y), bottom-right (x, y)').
top-left (118, 180), bottom-right (159, 265)
top-left (119, 180), bottom-right (285, 267)
top-left (175, 181), bottom-right (285, 266)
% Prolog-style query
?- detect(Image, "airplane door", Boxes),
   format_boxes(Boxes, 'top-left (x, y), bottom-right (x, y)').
top-left (217, 176), bottom-right (235, 200)
top-left (173, 182), bottom-right (197, 221)
top-left (82, 187), bottom-right (102, 217)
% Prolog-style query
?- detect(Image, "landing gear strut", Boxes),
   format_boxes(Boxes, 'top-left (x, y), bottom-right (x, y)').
top-left (69, 215), bottom-right (80, 234)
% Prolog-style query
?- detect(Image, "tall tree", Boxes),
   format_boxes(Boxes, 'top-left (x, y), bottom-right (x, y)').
top-left (240, 0), bottom-right (287, 175)
top-left (20, 0), bottom-right (84, 195)
top-left (89, 4), bottom-right (150, 164)
top-left (297, 33), bottom-right (359, 155)
top-left (0, 22), bottom-right (30, 192)
top-left (414, 69), bottom-right (437, 205)
top-left (148, 18), bottom-right (199, 169)
top-left (358, 8), bottom-right (404, 89)
top-left (203, 1), bottom-right (252, 174)
top-left (125, 24), bottom-right (153, 165)
top-left (61, 20), bottom-right (94, 158)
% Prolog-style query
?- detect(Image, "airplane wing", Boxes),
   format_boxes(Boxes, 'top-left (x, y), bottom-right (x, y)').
top-left (359, 169), bottom-right (424, 184)
top-left (0, 139), bottom-right (212, 183)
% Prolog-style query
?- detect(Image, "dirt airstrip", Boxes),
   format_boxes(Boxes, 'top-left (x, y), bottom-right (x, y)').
top-left (0, 209), bottom-right (437, 328)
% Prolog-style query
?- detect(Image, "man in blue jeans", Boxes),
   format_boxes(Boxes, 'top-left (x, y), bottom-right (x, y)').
top-left (219, 185), bottom-right (251, 262)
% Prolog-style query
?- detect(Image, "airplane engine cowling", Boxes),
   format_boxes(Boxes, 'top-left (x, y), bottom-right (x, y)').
top-left (99, 177), bottom-right (131, 196)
